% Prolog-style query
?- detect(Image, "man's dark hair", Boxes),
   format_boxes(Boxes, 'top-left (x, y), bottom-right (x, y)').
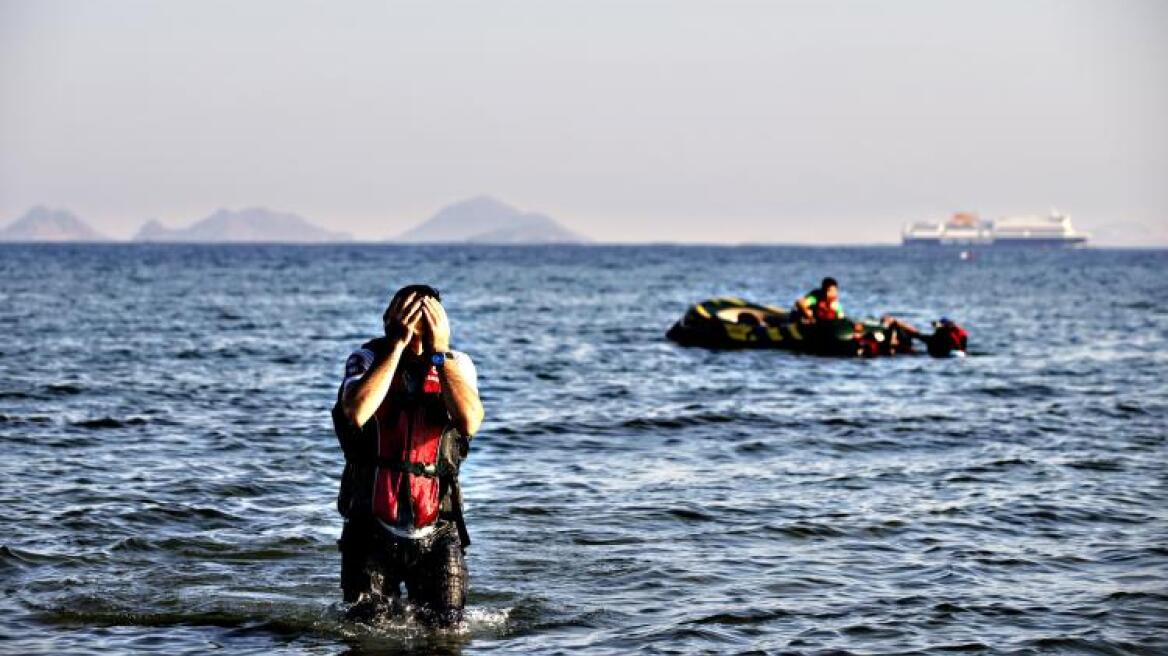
top-left (386, 284), bottom-right (441, 313)
top-left (821, 277), bottom-right (838, 290)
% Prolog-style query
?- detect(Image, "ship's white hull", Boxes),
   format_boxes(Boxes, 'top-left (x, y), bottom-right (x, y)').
top-left (902, 211), bottom-right (1088, 247)
top-left (903, 235), bottom-right (1087, 247)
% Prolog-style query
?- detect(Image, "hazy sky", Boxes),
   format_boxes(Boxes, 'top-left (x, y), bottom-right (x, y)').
top-left (2, 0), bottom-right (1165, 243)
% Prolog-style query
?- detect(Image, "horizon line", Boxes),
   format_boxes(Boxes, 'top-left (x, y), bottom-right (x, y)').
top-left (0, 239), bottom-right (1158, 250)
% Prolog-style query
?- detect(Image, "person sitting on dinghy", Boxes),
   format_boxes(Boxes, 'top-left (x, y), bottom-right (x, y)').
top-left (795, 277), bottom-right (844, 323)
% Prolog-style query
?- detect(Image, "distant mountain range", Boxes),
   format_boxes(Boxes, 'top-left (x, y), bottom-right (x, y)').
top-left (134, 207), bottom-right (350, 242)
top-left (0, 206), bottom-right (108, 242)
top-left (1, 197), bottom-right (585, 244)
top-left (397, 196), bottom-right (587, 243)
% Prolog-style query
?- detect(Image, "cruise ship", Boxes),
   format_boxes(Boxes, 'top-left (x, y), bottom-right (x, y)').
top-left (902, 210), bottom-right (1088, 247)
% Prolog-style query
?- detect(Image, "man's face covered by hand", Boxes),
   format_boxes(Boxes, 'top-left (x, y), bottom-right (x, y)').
top-left (382, 285), bottom-right (449, 354)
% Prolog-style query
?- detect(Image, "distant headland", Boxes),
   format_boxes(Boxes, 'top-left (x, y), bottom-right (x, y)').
top-left (133, 207), bottom-right (351, 243)
top-left (396, 196), bottom-right (587, 244)
top-left (0, 206), bottom-right (109, 242)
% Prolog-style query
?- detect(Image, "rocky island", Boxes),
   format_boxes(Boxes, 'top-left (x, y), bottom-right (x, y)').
top-left (397, 196), bottom-right (587, 243)
top-left (134, 207), bottom-right (350, 242)
top-left (0, 207), bottom-right (108, 242)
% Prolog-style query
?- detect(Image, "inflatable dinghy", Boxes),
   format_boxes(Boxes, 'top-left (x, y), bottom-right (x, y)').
top-left (665, 297), bottom-right (966, 357)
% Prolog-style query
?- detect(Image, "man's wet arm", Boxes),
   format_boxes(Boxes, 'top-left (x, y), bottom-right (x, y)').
top-left (439, 360), bottom-right (483, 438)
top-left (342, 341), bottom-right (406, 428)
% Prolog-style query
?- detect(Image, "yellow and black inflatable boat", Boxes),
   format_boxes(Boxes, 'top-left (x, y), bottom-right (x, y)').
top-left (665, 297), bottom-right (927, 357)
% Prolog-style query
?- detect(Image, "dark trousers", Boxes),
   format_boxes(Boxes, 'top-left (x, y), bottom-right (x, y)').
top-left (340, 518), bottom-right (467, 626)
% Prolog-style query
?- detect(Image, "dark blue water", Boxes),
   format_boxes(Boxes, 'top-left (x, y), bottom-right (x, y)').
top-left (1, 244), bottom-right (1165, 655)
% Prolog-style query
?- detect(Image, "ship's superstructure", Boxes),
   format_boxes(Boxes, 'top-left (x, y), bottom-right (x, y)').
top-left (902, 210), bottom-right (1088, 246)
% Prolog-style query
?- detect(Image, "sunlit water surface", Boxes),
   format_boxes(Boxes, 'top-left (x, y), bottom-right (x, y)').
top-left (1, 244), bottom-right (1165, 655)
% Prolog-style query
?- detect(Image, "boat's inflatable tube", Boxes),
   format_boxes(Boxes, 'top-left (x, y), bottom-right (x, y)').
top-left (665, 297), bottom-right (963, 357)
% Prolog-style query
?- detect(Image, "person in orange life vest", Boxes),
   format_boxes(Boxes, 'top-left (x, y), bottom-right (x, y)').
top-left (795, 277), bottom-right (844, 323)
top-left (333, 284), bottom-right (484, 626)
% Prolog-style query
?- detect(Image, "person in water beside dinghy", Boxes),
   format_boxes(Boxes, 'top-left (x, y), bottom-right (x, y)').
top-left (332, 285), bottom-right (484, 626)
top-left (863, 315), bottom-right (969, 357)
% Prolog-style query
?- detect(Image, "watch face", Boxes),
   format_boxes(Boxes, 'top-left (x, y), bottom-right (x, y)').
top-left (430, 353), bottom-right (445, 366)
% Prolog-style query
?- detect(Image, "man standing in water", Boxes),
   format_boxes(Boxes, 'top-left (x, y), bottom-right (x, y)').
top-left (332, 285), bottom-right (484, 626)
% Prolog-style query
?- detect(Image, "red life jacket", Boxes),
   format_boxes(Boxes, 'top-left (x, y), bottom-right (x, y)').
top-left (815, 298), bottom-right (840, 321)
top-left (855, 333), bottom-right (881, 357)
top-left (943, 324), bottom-right (969, 352)
top-left (370, 365), bottom-right (447, 528)
top-left (927, 323), bottom-right (969, 357)
top-left (804, 290), bottom-right (843, 321)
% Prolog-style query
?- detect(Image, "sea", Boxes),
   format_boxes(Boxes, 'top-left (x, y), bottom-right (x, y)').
top-left (0, 244), bottom-right (1165, 656)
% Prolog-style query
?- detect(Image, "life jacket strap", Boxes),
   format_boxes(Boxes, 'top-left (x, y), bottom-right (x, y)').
top-left (374, 459), bottom-right (441, 477)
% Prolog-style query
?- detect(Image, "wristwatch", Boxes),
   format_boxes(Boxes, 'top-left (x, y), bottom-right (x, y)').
top-left (430, 351), bottom-right (457, 367)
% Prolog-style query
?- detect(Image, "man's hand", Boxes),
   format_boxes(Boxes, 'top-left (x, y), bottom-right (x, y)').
top-left (421, 297), bottom-right (451, 352)
top-left (383, 293), bottom-right (425, 343)
top-left (422, 296), bottom-right (482, 437)
top-left (795, 297), bottom-right (813, 322)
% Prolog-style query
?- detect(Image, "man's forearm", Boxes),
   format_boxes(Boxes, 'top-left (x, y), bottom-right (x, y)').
top-left (438, 360), bottom-right (483, 437)
top-left (342, 340), bottom-right (407, 428)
